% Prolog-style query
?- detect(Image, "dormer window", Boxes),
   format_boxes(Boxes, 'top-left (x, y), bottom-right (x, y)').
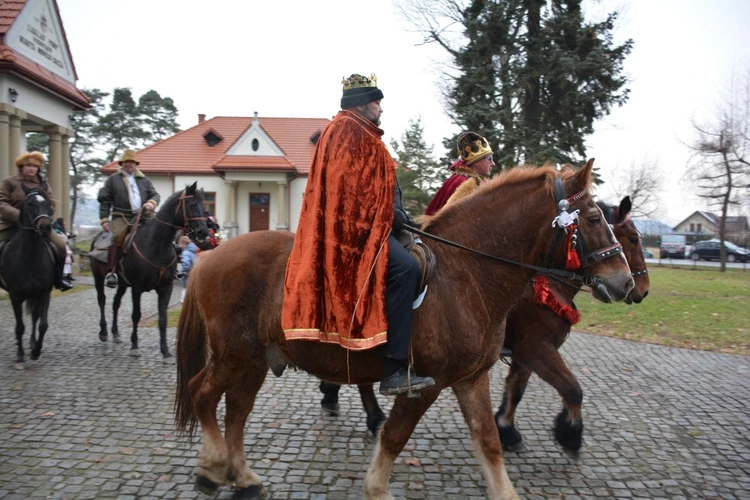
top-left (203, 130), bottom-right (223, 147)
top-left (252, 138), bottom-right (259, 151)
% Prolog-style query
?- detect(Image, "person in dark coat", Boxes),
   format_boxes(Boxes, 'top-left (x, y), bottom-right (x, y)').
top-left (97, 149), bottom-right (160, 288)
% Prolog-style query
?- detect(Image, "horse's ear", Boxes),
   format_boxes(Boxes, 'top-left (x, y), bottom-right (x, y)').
top-left (618, 196), bottom-right (632, 222)
top-left (186, 181), bottom-right (197, 194)
top-left (22, 183), bottom-right (31, 195)
top-left (567, 158), bottom-right (594, 193)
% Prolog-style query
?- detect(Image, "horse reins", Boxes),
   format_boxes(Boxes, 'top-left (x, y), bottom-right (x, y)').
top-left (404, 177), bottom-right (623, 290)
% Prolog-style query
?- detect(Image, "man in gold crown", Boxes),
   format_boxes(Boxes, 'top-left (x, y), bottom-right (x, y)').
top-left (425, 132), bottom-right (494, 216)
top-left (97, 149), bottom-right (160, 288)
top-left (282, 74), bottom-right (435, 396)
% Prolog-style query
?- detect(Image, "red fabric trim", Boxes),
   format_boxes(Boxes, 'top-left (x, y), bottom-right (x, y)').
top-left (533, 276), bottom-right (581, 325)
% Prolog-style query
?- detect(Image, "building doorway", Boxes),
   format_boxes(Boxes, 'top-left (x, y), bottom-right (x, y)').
top-left (249, 193), bottom-right (270, 232)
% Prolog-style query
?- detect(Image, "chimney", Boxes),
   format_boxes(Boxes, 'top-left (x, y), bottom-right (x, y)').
top-left (198, 114), bottom-right (206, 124)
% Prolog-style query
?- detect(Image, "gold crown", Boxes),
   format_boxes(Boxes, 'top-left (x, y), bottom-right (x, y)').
top-left (461, 139), bottom-right (493, 165)
top-left (342, 73), bottom-right (378, 91)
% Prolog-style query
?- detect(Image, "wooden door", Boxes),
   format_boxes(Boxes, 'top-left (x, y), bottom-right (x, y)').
top-left (249, 193), bottom-right (270, 232)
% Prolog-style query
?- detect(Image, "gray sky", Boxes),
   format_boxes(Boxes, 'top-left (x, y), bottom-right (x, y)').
top-left (56, 0), bottom-right (750, 225)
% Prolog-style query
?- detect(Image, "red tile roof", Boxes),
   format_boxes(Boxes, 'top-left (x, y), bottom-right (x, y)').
top-left (0, 0), bottom-right (89, 108)
top-left (101, 116), bottom-right (330, 176)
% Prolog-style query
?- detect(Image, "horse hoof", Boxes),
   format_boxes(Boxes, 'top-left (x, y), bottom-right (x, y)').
top-left (232, 484), bottom-right (268, 499)
top-left (321, 402), bottom-right (340, 416)
top-left (194, 474), bottom-right (220, 495)
top-left (15, 362), bottom-right (25, 370)
top-left (129, 349), bottom-right (141, 357)
top-left (163, 356), bottom-right (175, 365)
top-left (113, 335), bottom-right (122, 344)
top-left (99, 334), bottom-right (108, 342)
top-left (30, 352), bottom-right (40, 361)
top-left (503, 440), bottom-right (529, 453)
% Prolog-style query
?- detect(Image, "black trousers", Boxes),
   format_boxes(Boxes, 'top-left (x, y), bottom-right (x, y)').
top-left (379, 234), bottom-right (420, 361)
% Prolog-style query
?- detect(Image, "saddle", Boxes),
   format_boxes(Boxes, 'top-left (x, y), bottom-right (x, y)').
top-left (88, 231), bottom-right (111, 263)
top-left (396, 229), bottom-right (436, 303)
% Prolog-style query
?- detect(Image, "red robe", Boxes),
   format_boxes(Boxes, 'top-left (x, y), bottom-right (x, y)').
top-left (282, 110), bottom-right (395, 350)
top-left (425, 164), bottom-right (483, 216)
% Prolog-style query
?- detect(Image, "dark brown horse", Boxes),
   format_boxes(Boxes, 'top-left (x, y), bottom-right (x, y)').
top-left (174, 161), bottom-right (634, 499)
top-left (90, 183), bottom-right (207, 359)
top-left (495, 195), bottom-right (650, 452)
top-left (0, 185), bottom-right (56, 369)
top-left (319, 196), bottom-right (651, 443)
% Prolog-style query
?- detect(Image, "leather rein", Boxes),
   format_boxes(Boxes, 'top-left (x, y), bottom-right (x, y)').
top-left (405, 177), bottom-right (623, 290)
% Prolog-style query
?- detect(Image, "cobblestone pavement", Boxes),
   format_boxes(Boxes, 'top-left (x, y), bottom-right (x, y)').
top-left (1, 280), bottom-right (749, 499)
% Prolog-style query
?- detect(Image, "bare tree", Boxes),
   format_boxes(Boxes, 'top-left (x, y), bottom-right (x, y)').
top-left (684, 71), bottom-right (750, 271)
top-left (608, 155), bottom-right (664, 218)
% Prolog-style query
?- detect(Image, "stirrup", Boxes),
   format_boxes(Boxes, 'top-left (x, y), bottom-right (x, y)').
top-left (105, 272), bottom-right (118, 288)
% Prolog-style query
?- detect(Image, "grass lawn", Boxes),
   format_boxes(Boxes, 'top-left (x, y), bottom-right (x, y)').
top-left (575, 265), bottom-right (750, 355)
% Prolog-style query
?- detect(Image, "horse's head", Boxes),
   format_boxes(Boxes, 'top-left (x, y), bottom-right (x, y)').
top-left (609, 196), bottom-right (650, 304)
top-left (552, 160), bottom-right (634, 303)
top-left (20, 184), bottom-right (52, 238)
top-left (178, 182), bottom-right (209, 243)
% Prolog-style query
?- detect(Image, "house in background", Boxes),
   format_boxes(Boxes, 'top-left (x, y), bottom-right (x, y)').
top-left (1, 0), bottom-right (90, 227)
top-left (101, 113), bottom-right (330, 238)
top-left (632, 218), bottom-right (673, 237)
top-left (672, 211), bottom-right (750, 242)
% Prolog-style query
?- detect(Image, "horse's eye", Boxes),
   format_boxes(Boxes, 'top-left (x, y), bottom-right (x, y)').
top-left (587, 216), bottom-right (601, 225)
top-left (629, 237), bottom-right (639, 245)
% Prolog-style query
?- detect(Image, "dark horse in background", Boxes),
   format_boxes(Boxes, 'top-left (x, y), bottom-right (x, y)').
top-left (174, 161), bottom-right (634, 499)
top-left (90, 182), bottom-right (207, 360)
top-left (0, 185), bottom-right (56, 369)
top-left (320, 196), bottom-right (651, 451)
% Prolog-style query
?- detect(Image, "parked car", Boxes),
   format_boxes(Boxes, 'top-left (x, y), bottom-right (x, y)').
top-left (643, 248), bottom-right (654, 258)
top-left (660, 234), bottom-right (687, 259)
top-left (689, 239), bottom-right (750, 263)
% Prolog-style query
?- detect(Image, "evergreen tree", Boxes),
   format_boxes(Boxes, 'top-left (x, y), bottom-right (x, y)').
top-left (137, 90), bottom-right (180, 144)
top-left (25, 133), bottom-right (49, 155)
top-left (391, 117), bottom-right (445, 215)
top-left (403, 0), bottom-right (632, 171)
top-left (68, 88), bottom-right (109, 226)
top-left (93, 87), bottom-right (147, 163)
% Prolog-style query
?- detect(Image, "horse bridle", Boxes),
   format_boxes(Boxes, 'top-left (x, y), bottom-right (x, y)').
top-left (21, 191), bottom-right (52, 236)
top-left (405, 176), bottom-right (623, 288)
top-left (549, 177), bottom-right (623, 270)
top-left (611, 216), bottom-right (649, 278)
top-left (154, 190), bottom-right (206, 237)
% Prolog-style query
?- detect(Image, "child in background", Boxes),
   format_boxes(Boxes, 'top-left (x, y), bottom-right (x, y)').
top-left (178, 235), bottom-right (198, 303)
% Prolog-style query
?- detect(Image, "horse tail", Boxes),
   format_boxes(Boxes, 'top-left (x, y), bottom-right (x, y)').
top-left (174, 278), bottom-right (206, 440)
top-left (25, 296), bottom-right (41, 316)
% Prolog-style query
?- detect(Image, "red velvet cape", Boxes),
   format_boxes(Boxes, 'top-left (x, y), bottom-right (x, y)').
top-left (425, 174), bottom-right (470, 216)
top-left (282, 110), bottom-right (395, 350)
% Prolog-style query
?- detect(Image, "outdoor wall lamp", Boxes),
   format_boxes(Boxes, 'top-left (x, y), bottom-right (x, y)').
top-left (8, 88), bottom-right (18, 103)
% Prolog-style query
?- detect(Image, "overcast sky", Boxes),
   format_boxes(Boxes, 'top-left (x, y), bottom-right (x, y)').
top-left (55, 0), bottom-right (750, 225)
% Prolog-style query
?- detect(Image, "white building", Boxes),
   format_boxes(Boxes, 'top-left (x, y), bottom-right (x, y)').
top-left (101, 113), bottom-right (330, 237)
top-left (0, 0), bottom-right (90, 226)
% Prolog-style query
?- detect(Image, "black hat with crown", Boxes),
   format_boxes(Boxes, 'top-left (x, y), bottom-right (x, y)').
top-left (341, 73), bottom-right (384, 108)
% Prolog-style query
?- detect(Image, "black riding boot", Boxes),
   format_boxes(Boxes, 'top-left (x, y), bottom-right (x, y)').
top-left (52, 250), bottom-right (73, 292)
top-left (105, 245), bottom-right (119, 288)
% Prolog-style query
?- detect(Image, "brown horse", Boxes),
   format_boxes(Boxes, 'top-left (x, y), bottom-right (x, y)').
top-left (318, 196), bottom-right (651, 445)
top-left (495, 195), bottom-right (650, 452)
top-left (174, 161), bottom-right (634, 499)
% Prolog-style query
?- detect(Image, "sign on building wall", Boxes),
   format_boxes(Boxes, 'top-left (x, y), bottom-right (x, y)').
top-left (6, 0), bottom-right (74, 83)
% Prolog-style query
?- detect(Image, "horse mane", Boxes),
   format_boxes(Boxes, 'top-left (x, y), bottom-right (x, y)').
top-left (423, 163), bottom-right (581, 232)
